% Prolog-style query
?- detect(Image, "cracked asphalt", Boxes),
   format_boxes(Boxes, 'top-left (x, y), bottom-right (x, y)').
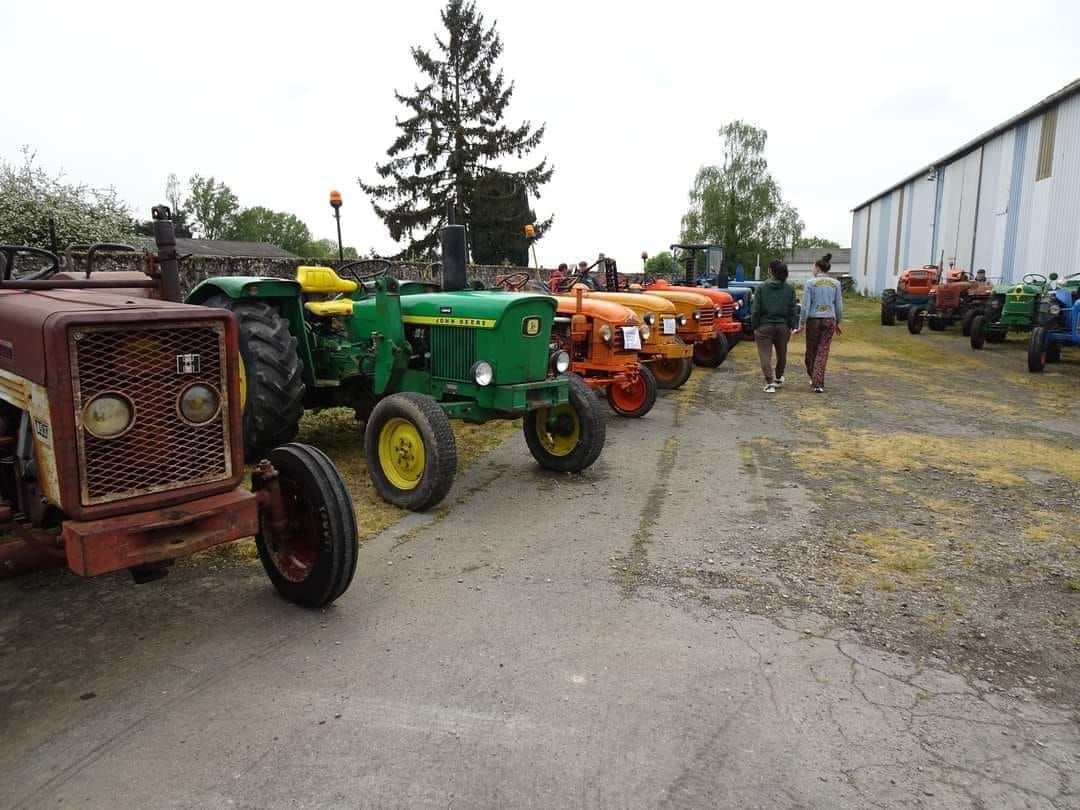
top-left (2, 360), bottom-right (1078, 808)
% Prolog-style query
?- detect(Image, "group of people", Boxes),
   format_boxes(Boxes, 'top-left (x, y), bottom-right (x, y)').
top-left (750, 253), bottom-right (843, 394)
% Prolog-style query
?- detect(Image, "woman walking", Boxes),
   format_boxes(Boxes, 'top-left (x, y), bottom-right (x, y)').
top-left (751, 259), bottom-right (798, 393)
top-left (795, 253), bottom-right (843, 393)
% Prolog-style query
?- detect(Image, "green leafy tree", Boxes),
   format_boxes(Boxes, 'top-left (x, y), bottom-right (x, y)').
top-left (226, 206), bottom-right (312, 254)
top-left (681, 121), bottom-right (803, 273)
top-left (360, 0), bottom-right (553, 258)
top-left (469, 170), bottom-right (536, 266)
top-left (644, 250), bottom-right (676, 279)
top-left (0, 147), bottom-right (133, 249)
top-left (305, 238), bottom-right (359, 259)
top-left (133, 173), bottom-right (193, 237)
top-left (795, 235), bottom-right (840, 250)
top-left (185, 174), bottom-right (239, 239)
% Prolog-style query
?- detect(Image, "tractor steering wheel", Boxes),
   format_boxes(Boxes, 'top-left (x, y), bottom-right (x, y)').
top-left (495, 271), bottom-right (532, 291)
top-left (0, 246), bottom-right (61, 281)
top-left (1023, 273), bottom-right (1048, 285)
top-left (339, 258), bottom-right (391, 282)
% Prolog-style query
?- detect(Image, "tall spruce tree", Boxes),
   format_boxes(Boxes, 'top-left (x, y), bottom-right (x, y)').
top-left (360, 0), bottom-right (552, 259)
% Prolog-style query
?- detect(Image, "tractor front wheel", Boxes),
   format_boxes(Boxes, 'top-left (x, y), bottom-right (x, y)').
top-left (524, 374), bottom-right (605, 473)
top-left (365, 393), bottom-right (457, 511)
top-left (651, 350), bottom-right (693, 390)
top-left (881, 290), bottom-right (897, 325)
top-left (907, 306), bottom-right (925, 334)
top-left (969, 315), bottom-right (986, 349)
top-left (606, 364), bottom-right (658, 418)
top-left (1028, 327), bottom-right (1048, 373)
top-left (961, 309), bottom-right (979, 337)
top-left (204, 295), bottom-right (305, 462)
top-left (692, 334), bottom-right (729, 368)
top-left (254, 443), bottom-right (358, 608)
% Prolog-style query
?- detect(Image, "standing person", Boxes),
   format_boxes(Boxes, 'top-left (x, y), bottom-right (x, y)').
top-left (795, 253), bottom-right (843, 393)
top-left (751, 259), bottom-right (798, 393)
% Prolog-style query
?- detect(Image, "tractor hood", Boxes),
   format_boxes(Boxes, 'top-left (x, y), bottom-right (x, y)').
top-left (637, 287), bottom-right (712, 307)
top-left (398, 290), bottom-right (556, 329)
top-left (995, 282), bottom-right (1041, 296)
top-left (645, 283), bottom-right (733, 306)
top-left (585, 291), bottom-right (677, 315)
top-left (553, 296), bottom-right (637, 324)
top-left (0, 289), bottom-right (196, 385)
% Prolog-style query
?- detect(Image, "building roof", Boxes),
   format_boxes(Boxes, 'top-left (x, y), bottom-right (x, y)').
top-left (785, 248), bottom-right (850, 265)
top-left (852, 77), bottom-right (1080, 212)
top-left (135, 237), bottom-right (298, 259)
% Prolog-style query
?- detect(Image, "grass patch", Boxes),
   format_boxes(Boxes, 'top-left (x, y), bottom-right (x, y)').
top-left (854, 528), bottom-right (936, 575)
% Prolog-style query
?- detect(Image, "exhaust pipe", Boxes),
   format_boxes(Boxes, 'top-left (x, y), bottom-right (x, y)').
top-left (441, 224), bottom-right (467, 292)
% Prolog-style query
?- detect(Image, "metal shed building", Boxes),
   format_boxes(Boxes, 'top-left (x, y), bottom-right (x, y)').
top-left (850, 78), bottom-right (1080, 295)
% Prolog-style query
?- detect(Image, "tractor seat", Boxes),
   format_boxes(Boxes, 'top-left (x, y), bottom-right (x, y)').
top-left (296, 266), bottom-right (358, 294)
top-left (304, 299), bottom-right (355, 317)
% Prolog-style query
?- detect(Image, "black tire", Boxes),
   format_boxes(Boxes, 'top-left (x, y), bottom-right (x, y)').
top-left (523, 373), bottom-right (605, 473)
top-left (1047, 342), bottom-right (1062, 363)
top-left (650, 348), bottom-right (693, 390)
top-left (881, 290), bottom-right (897, 326)
top-left (606, 363), bottom-right (658, 418)
top-left (928, 317), bottom-right (948, 331)
top-left (986, 329), bottom-right (1008, 344)
top-left (963, 308), bottom-right (984, 337)
top-left (1028, 328), bottom-right (1047, 373)
top-left (255, 443), bottom-right (358, 608)
top-left (969, 315), bottom-right (986, 349)
top-left (692, 333), bottom-right (729, 368)
top-left (907, 305), bottom-right (925, 334)
top-left (203, 294), bottom-right (306, 462)
top-left (364, 393), bottom-right (457, 511)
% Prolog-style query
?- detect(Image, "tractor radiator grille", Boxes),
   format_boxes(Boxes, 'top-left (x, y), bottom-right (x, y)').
top-left (720, 302), bottom-right (735, 318)
top-left (430, 326), bottom-right (477, 381)
top-left (69, 322), bottom-right (232, 505)
top-left (697, 309), bottom-right (716, 327)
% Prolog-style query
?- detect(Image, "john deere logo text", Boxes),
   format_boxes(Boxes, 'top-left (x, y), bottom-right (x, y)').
top-left (522, 316), bottom-right (542, 336)
top-left (402, 315), bottom-right (497, 329)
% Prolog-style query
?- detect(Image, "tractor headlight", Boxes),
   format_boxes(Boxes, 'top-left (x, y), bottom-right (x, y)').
top-left (1049, 303), bottom-right (1062, 316)
top-left (734, 299), bottom-right (743, 309)
top-left (644, 312), bottom-right (656, 326)
top-left (692, 310), bottom-right (701, 321)
top-left (83, 393), bottom-right (134, 439)
top-left (600, 324), bottom-right (613, 344)
top-left (677, 314), bottom-right (688, 327)
top-left (471, 361), bottom-right (494, 387)
top-left (551, 350), bottom-right (571, 374)
top-left (178, 383), bottom-right (221, 425)
top-left (639, 324), bottom-right (651, 341)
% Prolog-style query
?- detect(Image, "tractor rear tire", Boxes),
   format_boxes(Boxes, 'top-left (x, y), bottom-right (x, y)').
top-left (204, 295), bottom-right (305, 462)
top-left (651, 349), bottom-right (693, 390)
top-left (365, 393), bottom-right (457, 511)
top-left (961, 309), bottom-right (979, 337)
top-left (907, 305), bottom-right (925, 334)
top-left (969, 315), bottom-right (986, 349)
top-left (606, 364), bottom-right (658, 418)
top-left (692, 334), bottom-right (729, 368)
top-left (881, 290), bottom-right (897, 325)
top-left (1028, 327), bottom-right (1047, 373)
top-left (255, 443), bottom-right (358, 608)
top-left (524, 373), bottom-right (605, 473)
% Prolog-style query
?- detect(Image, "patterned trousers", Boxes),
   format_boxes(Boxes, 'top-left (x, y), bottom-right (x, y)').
top-left (804, 318), bottom-right (837, 388)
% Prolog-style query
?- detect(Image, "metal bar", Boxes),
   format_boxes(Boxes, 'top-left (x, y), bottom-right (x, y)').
top-left (0, 279), bottom-right (155, 291)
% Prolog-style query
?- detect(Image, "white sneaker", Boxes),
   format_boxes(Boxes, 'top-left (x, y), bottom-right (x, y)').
top-left (775, 376), bottom-right (786, 386)
top-left (812, 386), bottom-right (824, 393)
top-left (764, 383), bottom-right (777, 393)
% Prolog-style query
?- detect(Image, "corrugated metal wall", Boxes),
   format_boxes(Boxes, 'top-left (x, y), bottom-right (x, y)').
top-left (851, 92), bottom-right (1080, 295)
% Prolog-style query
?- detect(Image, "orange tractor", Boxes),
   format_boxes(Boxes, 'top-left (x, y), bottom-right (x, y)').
top-left (644, 277), bottom-right (744, 366)
top-left (907, 268), bottom-right (994, 335)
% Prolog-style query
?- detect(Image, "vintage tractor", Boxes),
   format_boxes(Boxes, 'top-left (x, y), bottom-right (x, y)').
top-left (188, 225), bottom-right (606, 512)
top-left (1028, 272), bottom-right (1080, 372)
top-left (0, 210), bottom-right (358, 607)
top-left (881, 265), bottom-right (940, 326)
top-left (969, 274), bottom-right (1049, 349)
top-left (907, 269), bottom-right (993, 335)
top-left (644, 278), bottom-right (744, 358)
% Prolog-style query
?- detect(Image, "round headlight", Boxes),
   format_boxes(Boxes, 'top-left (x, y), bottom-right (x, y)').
top-left (552, 350), bottom-right (571, 374)
top-left (600, 324), bottom-right (613, 343)
top-left (1049, 303), bottom-right (1061, 316)
top-left (472, 361), bottom-right (494, 386)
top-left (692, 310), bottom-right (701, 321)
top-left (83, 393), bottom-right (134, 439)
top-left (644, 312), bottom-right (656, 326)
top-left (639, 324), bottom-right (651, 341)
top-left (677, 314), bottom-right (688, 327)
top-left (178, 383), bottom-right (221, 425)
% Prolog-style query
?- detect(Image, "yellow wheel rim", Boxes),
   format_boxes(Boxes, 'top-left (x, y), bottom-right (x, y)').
top-left (378, 417), bottom-right (426, 490)
top-left (535, 404), bottom-right (580, 457)
top-left (237, 357), bottom-right (248, 410)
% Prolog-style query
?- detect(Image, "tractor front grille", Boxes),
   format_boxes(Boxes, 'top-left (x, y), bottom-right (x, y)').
top-left (719, 302), bottom-right (735, 318)
top-left (430, 326), bottom-right (477, 381)
top-left (69, 321), bottom-right (232, 505)
top-left (697, 309), bottom-right (716, 327)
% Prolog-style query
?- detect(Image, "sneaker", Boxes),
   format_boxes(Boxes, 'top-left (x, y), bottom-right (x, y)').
top-left (775, 376), bottom-right (786, 386)
top-left (812, 386), bottom-right (824, 393)
top-left (763, 383), bottom-right (777, 393)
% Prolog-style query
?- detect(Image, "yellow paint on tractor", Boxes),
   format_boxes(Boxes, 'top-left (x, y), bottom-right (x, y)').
top-left (378, 417), bottom-right (426, 490)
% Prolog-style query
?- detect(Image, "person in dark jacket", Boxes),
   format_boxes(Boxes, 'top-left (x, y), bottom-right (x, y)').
top-left (751, 260), bottom-right (798, 393)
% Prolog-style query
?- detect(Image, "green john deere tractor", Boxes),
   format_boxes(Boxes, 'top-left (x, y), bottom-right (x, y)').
top-left (187, 225), bottom-right (605, 511)
top-left (969, 273), bottom-right (1050, 349)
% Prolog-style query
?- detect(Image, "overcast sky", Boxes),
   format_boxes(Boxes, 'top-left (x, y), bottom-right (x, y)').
top-left (2, 0), bottom-right (1077, 269)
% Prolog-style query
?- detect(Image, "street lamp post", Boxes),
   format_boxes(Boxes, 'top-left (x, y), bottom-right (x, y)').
top-left (329, 190), bottom-right (344, 262)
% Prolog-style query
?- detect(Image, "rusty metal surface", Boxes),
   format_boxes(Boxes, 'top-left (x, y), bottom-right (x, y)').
top-left (61, 487), bottom-right (259, 577)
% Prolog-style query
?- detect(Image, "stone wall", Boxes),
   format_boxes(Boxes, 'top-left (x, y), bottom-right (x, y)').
top-left (63, 253), bottom-right (557, 297)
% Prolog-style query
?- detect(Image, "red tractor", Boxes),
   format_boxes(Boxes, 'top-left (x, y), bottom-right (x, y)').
top-left (0, 208), bottom-right (359, 607)
top-left (907, 268), bottom-right (994, 335)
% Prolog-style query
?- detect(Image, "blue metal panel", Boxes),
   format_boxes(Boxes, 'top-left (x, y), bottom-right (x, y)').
top-left (1002, 120), bottom-right (1029, 281)
top-left (850, 209), bottom-right (863, 279)
top-left (930, 168), bottom-right (945, 262)
top-left (900, 181), bottom-right (914, 269)
top-left (875, 193), bottom-right (893, 293)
